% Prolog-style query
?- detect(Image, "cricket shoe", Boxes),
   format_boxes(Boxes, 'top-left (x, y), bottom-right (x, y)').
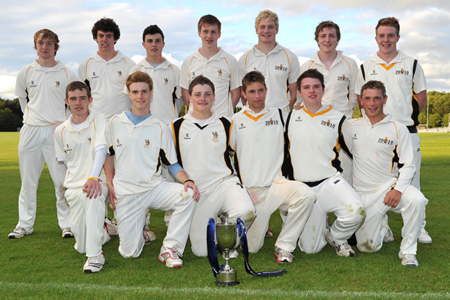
top-left (84, 253), bottom-right (105, 273)
top-left (384, 226), bottom-right (394, 243)
top-left (274, 247), bottom-right (294, 263)
top-left (104, 218), bottom-right (118, 236)
top-left (159, 246), bottom-right (183, 268)
top-left (265, 228), bottom-right (274, 237)
top-left (143, 229), bottom-right (157, 244)
top-left (418, 228), bottom-right (432, 244)
top-left (399, 252), bottom-right (419, 267)
top-left (8, 227), bottom-right (32, 239)
top-left (62, 227), bottom-right (74, 238)
top-left (325, 229), bottom-right (355, 257)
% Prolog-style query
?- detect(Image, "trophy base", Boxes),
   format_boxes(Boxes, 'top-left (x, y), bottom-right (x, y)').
top-left (215, 269), bottom-right (239, 287)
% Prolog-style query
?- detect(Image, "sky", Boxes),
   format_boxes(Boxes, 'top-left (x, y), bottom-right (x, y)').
top-left (0, 0), bottom-right (449, 99)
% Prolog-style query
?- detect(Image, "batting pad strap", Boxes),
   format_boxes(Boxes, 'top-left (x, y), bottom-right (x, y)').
top-left (237, 218), bottom-right (287, 277)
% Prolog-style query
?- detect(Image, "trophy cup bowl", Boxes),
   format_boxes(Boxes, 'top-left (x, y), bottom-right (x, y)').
top-left (215, 218), bottom-right (240, 286)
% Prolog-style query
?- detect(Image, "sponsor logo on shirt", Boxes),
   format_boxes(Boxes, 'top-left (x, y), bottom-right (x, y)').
top-left (184, 133), bottom-right (191, 140)
top-left (370, 70), bottom-right (378, 76)
top-left (92, 72), bottom-right (99, 79)
top-left (238, 123), bottom-right (246, 129)
top-left (116, 138), bottom-right (122, 147)
top-left (295, 116), bottom-right (302, 122)
top-left (265, 118), bottom-right (279, 126)
top-left (65, 144), bottom-right (72, 153)
top-left (321, 119), bottom-right (336, 129)
top-left (395, 68), bottom-right (410, 76)
top-left (144, 139), bottom-right (150, 148)
top-left (352, 133), bottom-right (357, 139)
top-left (275, 64), bottom-right (287, 72)
top-left (212, 131), bottom-right (219, 143)
top-left (337, 74), bottom-right (349, 82)
top-left (30, 80), bottom-right (37, 88)
top-left (378, 137), bottom-right (394, 145)
top-left (55, 81), bottom-right (60, 88)
top-left (192, 72), bottom-right (196, 78)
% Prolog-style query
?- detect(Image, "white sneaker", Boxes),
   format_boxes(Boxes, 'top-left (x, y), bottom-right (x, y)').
top-left (143, 229), bottom-right (157, 244)
top-left (418, 228), bottom-right (432, 244)
top-left (325, 229), bottom-right (355, 257)
top-left (384, 226), bottom-right (394, 243)
top-left (274, 247), bottom-right (294, 263)
top-left (104, 218), bottom-right (118, 236)
top-left (62, 227), bottom-right (74, 238)
top-left (8, 227), bottom-right (31, 239)
top-left (399, 252), bottom-right (419, 267)
top-left (83, 253), bottom-right (105, 273)
top-left (265, 228), bottom-right (274, 237)
top-left (158, 246), bottom-right (183, 268)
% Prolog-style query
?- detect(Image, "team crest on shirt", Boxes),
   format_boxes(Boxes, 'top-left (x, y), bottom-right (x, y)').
top-left (265, 118), bottom-right (279, 126)
top-left (164, 78), bottom-right (168, 85)
top-left (337, 74), bottom-right (349, 82)
top-left (55, 81), bottom-right (60, 88)
top-left (395, 68), bottom-right (410, 76)
top-left (275, 64), bottom-right (287, 72)
top-left (30, 80), bottom-right (37, 88)
top-left (117, 71), bottom-right (123, 78)
top-left (88, 137), bottom-right (92, 146)
top-left (65, 144), bottom-right (72, 153)
top-left (184, 133), bottom-right (191, 140)
top-left (217, 70), bottom-right (223, 77)
top-left (116, 138), bottom-right (123, 147)
top-left (321, 119), bottom-right (336, 129)
top-left (144, 139), bottom-right (150, 148)
top-left (92, 72), bottom-right (99, 79)
top-left (378, 137), bottom-right (394, 145)
top-left (212, 131), bottom-right (219, 143)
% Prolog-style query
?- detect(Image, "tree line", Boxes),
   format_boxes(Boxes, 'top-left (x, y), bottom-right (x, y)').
top-left (0, 92), bottom-right (449, 131)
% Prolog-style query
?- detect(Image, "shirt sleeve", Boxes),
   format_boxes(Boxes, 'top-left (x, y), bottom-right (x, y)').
top-left (160, 123), bottom-right (178, 165)
top-left (54, 124), bottom-right (66, 160)
top-left (228, 56), bottom-right (241, 90)
top-left (288, 50), bottom-right (301, 85)
top-left (413, 62), bottom-right (427, 93)
top-left (180, 57), bottom-right (191, 90)
top-left (348, 58), bottom-right (359, 113)
top-left (354, 63), bottom-right (365, 96)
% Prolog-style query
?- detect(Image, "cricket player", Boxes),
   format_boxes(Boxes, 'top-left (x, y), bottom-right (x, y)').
top-left (229, 71), bottom-right (315, 263)
top-left (284, 69), bottom-right (365, 257)
top-left (9, 29), bottom-right (77, 239)
top-left (180, 14), bottom-right (240, 117)
top-left (350, 80), bottom-right (427, 267)
top-left (54, 81), bottom-right (109, 273)
top-left (239, 10), bottom-right (300, 118)
top-left (104, 71), bottom-right (199, 268)
top-left (78, 17), bottom-right (136, 120)
top-left (171, 75), bottom-right (255, 257)
top-left (354, 17), bottom-right (431, 244)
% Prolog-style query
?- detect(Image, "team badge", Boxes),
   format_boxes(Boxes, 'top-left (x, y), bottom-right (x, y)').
top-left (265, 118), bottom-right (279, 126)
top-left (395, 68), bottom-right (409, 75)
top-left (321, 119), bottom-right (336, 129)
top-left (164, 78), bottom-right (168, 85)
top-left (88, 137), bottom-right (92, 146)
top-left (144, 139), bottom-right (150, 148)
top-left (212, 131), bottom-right (219, 143)
top-left (55, 81), bottom-right (60, 88)
top-left (337, 74), bottom-right (348, 81)
top-left (217, 70), bottom-right (223, 77)
top-left (378, 137), bottom-right (394, 145)
top-left (117, 71), bottom-right (123, 77)
top-left (275, 64), bottom-right (287, 71)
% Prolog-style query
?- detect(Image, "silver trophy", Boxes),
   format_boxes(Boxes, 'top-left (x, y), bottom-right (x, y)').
top-left (215, 216), bottom-right (241, 286)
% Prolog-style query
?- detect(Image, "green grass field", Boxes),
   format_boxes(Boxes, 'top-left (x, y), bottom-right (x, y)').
top-left (1, 132), bottom-right (449, 299)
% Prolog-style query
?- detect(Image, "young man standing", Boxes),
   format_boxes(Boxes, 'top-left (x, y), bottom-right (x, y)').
top-left (239, 10), bottom-right (300, 118)
top-left (354, 17), bottom-right (431, 244)
top-left (130, 25), bottom-right (181, 126)
top-left (230, 71), bottom-right (315, 263)
top-left (171, 75), bottom-right (255, 257)
top-left (78, 17), bottom-right (135, 120)
top-left (180, 15), bottom-right (240, 118)
top-left (284, 69), bottom-right (364, 257)
top-left (350, 80), bottom-right (427, 267)
top-left (54, 81), bottom-right (109, 273)
top-left (105, 71), bottom-right (199, 268)
top-left (10, 29), bottom-right (77, 239)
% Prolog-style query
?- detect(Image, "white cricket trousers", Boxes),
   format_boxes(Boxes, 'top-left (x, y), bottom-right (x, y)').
top-left (16, 124), bottom-right (71, 232)
top-left (246, 176), bottom-right (316, 253)
top-left (299, 172), bottom-right (365, 254)
top-left (65, 185), bottom-right (106, 257)
top-left (114, 181), bottom-right (196, 258)
top-left (189, 176), bottom-right (256, 257)
top-left (355, 178), bottom-right (427, 255)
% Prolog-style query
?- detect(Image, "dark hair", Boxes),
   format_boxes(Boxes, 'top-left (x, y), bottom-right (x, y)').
top-left (315, 21), bottom-right (341, 42)
top-left (242, 71), bottom-right (266, 92)
top-left (126, 71), bottom-right (153, 92)
top-left (297, 69), bottom-right (325, 90)
top-left (198, 14), bottom-right (221, 32)
top-left (92, 18), bottom-right (121, 41)
top-left (361, 80), bottom-right (386, 99)
top-left (66, 81), bottom-right (91, 99)
top-left (188, 75), bottom-right (215, 95)
top-left (142, 25), bottom-right (164, 42)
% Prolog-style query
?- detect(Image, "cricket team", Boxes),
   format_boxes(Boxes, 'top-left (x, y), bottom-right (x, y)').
top-left (9, 10), bottom-right (430, 274)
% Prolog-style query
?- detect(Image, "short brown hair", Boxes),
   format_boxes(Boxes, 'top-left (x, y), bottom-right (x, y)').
top-left (126, 71), bottom-right (153, 92)
top-left (198, 15), bottom-right (221, 33)
top-left (297, 69), bottom-right (325, 90)
top-left (34, 29), bottom-right (60, 55)
top-left (242, 71), bottom-right (266, 93)
top-left (315, 21), bottom-right (341, 42)
top-left (66, 81), bottom-right (91, 99)
top-left (376, 17), bottom-right (400, 36)
top-left (188, 75), bottom-right (215, 95)
top-left (360, 80), bottom-right (386, 99)
top-left (255, 10), bottom-right (279, 30)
